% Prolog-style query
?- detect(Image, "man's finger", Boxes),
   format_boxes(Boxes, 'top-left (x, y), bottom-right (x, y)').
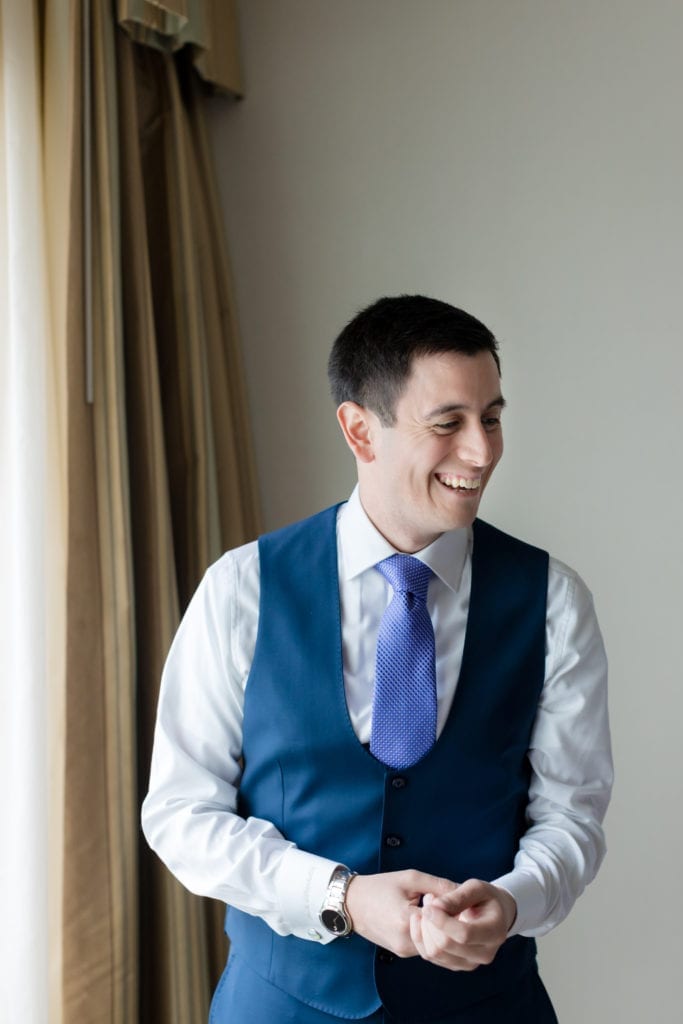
top-left (427, 878), bottom-right (491, 916)
top-left (423, 902), bottom-right (501, 947)
top-left (407, 873), bottom-right (459, 902)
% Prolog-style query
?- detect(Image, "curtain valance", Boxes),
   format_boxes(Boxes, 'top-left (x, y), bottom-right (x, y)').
top-left (117, 0), bottom-right (242, 95)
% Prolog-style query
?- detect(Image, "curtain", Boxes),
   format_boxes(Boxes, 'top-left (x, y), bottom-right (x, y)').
top-left (2, 0), bottom-right (259, 1021)
top-left (61, 2), bottom-right (260, 1022)
top-left (0, 1), bottom-right (71, 1021)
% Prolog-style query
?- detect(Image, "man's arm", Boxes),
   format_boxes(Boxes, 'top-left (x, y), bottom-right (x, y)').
top-left (141, 549), bottom-right (341, 942)
top-left (400, 559), bottom-right (613, 969)
top-left (491, 560), bottom-right (613, 937)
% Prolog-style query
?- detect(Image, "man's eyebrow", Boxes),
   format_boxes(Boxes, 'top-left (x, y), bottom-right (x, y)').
top-left (424, 396), bottom-right (507, 419)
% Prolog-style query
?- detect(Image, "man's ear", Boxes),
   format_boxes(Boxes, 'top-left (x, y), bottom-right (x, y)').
top-left (336, 402), bottom-right (378, 464)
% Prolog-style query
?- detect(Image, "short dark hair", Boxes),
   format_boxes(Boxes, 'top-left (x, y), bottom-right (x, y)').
top-left (328, 295), bottom-right (500, 425)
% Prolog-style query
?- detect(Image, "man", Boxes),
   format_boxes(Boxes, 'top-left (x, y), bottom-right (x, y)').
top-left (142, 295), bottom-right (612, 1023)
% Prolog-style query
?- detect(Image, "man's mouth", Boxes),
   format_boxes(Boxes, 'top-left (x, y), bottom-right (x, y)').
top-left (435, 473), bottom-right (482, 492)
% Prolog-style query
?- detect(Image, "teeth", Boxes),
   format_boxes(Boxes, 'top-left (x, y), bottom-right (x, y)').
top-left (438, 474), bottom-right (481, 490)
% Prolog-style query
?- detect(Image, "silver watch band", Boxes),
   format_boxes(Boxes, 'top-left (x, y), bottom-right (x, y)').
top-left (319, 865), bottom-right (357, 936)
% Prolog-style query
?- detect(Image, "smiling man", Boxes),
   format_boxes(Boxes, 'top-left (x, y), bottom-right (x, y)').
top-left (142, 295), bottom-right (613, 1023)
top-left (335, 346), bottom-right (504, 552)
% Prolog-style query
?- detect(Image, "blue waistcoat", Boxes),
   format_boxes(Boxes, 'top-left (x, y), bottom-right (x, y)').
top-left (226, 505), bottom-right (549, 1022)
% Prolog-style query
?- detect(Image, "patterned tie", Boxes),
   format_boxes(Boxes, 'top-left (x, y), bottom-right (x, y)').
top-left (370, 555), bottom-right (437, 770)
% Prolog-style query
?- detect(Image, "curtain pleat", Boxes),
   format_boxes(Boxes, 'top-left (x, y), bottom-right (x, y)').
top-left (184, 69), bottom-right (262, 556)
top-left (60, 2), bottom-right (259, 1021)
top-left (0, 1), bottom-right (64, 1019)
top-left (42, 3), bottom-right (75, 1020)
top-left (63, 2), bottom-right (138, 1020)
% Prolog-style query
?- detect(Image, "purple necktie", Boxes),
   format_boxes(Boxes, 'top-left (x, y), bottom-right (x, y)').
top-left (370, 555), bottom-right (437, 770)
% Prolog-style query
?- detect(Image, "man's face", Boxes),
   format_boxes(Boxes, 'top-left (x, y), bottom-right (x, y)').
top-left (354, 350), bottom-right (504, 552)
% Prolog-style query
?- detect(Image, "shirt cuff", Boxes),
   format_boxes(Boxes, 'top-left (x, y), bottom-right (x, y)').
top-left (492, 869), bottom-right (548, 937)
top-left (275, 846), bottom-right (342, 944)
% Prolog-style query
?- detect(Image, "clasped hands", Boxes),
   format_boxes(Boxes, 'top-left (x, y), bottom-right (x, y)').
top-left (345, 870), bottom-right (517, 972)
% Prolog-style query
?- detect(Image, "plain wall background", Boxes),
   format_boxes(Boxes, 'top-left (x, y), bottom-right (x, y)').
top-left (207, 2), bottom-right (683, 1019)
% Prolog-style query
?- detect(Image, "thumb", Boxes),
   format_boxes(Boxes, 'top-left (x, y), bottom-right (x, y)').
top-left (428, 878), bottom-right (488, 917)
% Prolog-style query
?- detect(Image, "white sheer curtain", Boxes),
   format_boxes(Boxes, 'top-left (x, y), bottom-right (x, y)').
top-left (0, 1), bottom-right (69, 1021)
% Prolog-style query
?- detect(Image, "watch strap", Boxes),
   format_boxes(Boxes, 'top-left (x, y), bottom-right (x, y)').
top-left (319, 864), bottom-right (357, 936)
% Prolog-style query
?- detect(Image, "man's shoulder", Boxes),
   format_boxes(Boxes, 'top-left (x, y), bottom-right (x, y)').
top-left (202, 537), bottom-right (260, 591)
top-left (473, 518), bottom-right (549, 562)
top-left (475, 520), bottom-right (592, 601)
top-left (203, 503), bottom-right (344, 583)
top-left (258, 503), bottom-right (343, 555)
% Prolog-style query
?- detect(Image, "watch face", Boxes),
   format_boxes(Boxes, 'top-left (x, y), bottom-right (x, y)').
top-left (321, 908), bottom-right (347, 935)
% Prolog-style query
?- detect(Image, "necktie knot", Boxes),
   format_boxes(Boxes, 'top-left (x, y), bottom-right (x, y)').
top-left (375, 554), bottom-right (432, 603)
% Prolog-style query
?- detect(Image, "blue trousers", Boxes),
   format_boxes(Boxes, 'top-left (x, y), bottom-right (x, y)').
top-left (209, 951), bottom-right (559, 1024)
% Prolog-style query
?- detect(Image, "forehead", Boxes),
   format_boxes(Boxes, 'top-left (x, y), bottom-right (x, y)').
top-left (396, 351), bottom-right (502, 416)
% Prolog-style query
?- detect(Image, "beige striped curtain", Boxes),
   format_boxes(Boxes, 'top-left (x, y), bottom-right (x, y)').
top-left (61, 2), bottom-right (259, 1023)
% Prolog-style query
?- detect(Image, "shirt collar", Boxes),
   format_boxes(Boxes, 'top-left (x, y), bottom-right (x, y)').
top-left (338, 485), bottom-right (470, 593)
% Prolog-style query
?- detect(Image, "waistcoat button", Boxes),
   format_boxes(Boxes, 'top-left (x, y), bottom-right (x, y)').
top-left (377, 949), bottom-right (396, 964)
top-left (385, 834), bottom-right (402, 848)
top-left (391, 776), bottom-right (407, 789)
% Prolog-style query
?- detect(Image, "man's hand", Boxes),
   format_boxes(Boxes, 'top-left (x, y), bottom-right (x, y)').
top-left (409, 879), bottom-right (517, 972)
top-left (345, 870), bottom-right (455, 958)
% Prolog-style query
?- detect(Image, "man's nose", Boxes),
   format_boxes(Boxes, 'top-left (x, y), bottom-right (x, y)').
top-left (455, 423), bottom-right (493, 468)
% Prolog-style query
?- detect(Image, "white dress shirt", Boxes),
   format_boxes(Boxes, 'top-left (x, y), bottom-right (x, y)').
top-left (141, 487), bottom-right (613, 945)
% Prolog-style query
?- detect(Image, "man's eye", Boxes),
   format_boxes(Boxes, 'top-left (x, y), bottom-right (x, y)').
top-left (434, 421), bottom-right (459, 432)
top-left (482, 417), bottom-right (501, 431)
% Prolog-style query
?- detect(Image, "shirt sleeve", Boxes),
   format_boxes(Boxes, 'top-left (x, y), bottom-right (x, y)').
top-left (140, 548), bottom-right (340, 943)
top-left (493, 558), bottom-right (613, 936)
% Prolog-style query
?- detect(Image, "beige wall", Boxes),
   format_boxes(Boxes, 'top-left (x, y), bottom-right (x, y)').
top-left (207, 2), bottom-right (683, 1019)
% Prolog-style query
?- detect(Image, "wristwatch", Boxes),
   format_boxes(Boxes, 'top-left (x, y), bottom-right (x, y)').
top-left (319, 865), bottom-right (357, 937)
